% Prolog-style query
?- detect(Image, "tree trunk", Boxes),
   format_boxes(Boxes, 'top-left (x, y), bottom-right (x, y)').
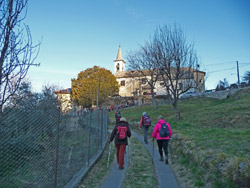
top-left (172, 99), bottom-right (180, 120)
top-left (150, 87), bottom-right (157, 109)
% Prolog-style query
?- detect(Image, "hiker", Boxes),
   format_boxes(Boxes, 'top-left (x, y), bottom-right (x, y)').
top-left (139, 112), bottom-right (151, 144)
top-left (115, 110), bottom-right (121, 124)
top-left (109, 117), bottom-right (131, 170)
top-left (152, 115), bottom-right (172, 164)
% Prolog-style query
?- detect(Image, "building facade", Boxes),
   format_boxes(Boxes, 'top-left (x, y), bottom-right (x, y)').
top-left (114, 46), bottom-right (206, 97)
top-left (54, 88), bottom-right (73, 112)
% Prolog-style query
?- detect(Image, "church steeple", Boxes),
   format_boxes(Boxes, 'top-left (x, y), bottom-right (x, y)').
top-left (116, 45), bottom-right (123, 61)
top-left (114, 45), bottom-right (125, 73)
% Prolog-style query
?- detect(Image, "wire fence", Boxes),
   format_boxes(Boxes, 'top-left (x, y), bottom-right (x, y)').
top-left (0, 107), bottom-right (109, 188)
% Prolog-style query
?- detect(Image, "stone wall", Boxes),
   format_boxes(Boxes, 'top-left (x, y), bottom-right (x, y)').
top-left (204, 87), bottom-right (250, 99)
top-left (204, 89), bottom-right (238, 99)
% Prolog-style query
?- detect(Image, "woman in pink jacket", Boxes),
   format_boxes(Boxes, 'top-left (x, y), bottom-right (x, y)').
top-left (152, 115), bottom-right (172, 164)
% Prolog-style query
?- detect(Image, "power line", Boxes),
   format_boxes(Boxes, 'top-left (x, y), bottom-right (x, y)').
top-left (209, 67), bottom-right (235, 73)
top-left (206, 61), bottom-right (250, 67)
top-left (239, 64), bottom-right (250, 68)
top-left (207, 61), bottom-right (235, 66)
top-left (208, 64), bottom-right (250, 74)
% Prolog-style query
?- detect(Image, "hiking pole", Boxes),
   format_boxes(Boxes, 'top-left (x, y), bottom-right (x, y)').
top-left (152, 138), bottom-right (155, 161)
top-left (107, 142), bottom-right (112, 168)
top-left (169, 140), bottom-right (174, 164)
top-left (128, 137), bottom-right (131, 164)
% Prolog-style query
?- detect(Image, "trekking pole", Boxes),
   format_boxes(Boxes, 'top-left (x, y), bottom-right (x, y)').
top-left (107, 142), bottom-right (112, 168)
top-left (169, 140), bottom-right (174, 164)
top-left (128, 138), bottom-right (131, 164)
top-left (152, 138), bottom-right (155, 161)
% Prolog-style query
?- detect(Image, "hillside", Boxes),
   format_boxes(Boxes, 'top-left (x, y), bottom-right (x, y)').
top-left (110, 87), bottom-right (250, 187)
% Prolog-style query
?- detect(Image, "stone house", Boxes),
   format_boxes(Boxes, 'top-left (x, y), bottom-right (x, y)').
top-left (54, 88), bottom-right (73, 112)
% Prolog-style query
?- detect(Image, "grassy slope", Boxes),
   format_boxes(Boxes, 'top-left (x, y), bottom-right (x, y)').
top-left (110, 88), bottom-right (250, 187)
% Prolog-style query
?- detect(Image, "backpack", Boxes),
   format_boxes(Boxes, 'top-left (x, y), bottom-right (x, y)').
top-left (143, 115), bottom-right (151, 127)
top-left (115, 112), bottom-right (121, 120)
top-left (159, 123), bottom-right (170, 137)
top-left (116, 126), bottom-right (128, 140)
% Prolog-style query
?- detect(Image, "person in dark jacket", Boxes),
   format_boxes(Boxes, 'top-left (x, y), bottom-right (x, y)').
top-left (139, 112), bottom-right (151, 144)
top-left (115, 110), bottom-right (121, 124)
top-left (109, 117), bottom-right (131, 169)
top-left (152, 115), bottom-right (172, 164)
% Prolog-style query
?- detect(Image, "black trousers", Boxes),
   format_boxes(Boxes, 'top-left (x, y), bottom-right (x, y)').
top-left (143, 126), bottom-right (149, 143)
top-left (157, 139), bottom-right (169, 159)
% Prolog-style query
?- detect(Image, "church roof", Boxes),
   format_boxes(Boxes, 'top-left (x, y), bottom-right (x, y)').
top-left (54, 88), bottom-right (72, 94)
top-left (114, 67), bottom-right (205, 79)
top-left (115, 70), bottom-right (140, 78)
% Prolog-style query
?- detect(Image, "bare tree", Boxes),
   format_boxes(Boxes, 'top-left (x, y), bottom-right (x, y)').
top-left (0, 0), bottom-right (41, 112)
top-left (154, 24), bottom-right (199, 119)
top-left (127, 41), bottom-right (160, 109)
top-left (8, 80), bottom-right (38, 110)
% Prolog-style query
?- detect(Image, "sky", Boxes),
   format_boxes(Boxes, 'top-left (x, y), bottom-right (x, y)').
top-left (24, 0), bottom-right (250, 92)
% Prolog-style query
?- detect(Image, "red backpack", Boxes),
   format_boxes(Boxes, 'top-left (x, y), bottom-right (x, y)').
top-left (117, 126), bottom-right (128, 140)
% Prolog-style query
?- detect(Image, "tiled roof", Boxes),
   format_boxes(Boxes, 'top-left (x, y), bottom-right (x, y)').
top-left (114, 67), bottom-right (205, 79)
top-left (54, 88), bottom-right (72, 94)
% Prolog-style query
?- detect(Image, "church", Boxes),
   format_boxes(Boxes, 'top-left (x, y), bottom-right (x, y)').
top-left (55, 46), bottom-right (206, 111)
top-left (113, 46), bottom-right (206, 97)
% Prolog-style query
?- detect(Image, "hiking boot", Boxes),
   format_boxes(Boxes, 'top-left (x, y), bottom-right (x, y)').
top-left (159, 156), bottom-right (164, 162)
top-left (165, 159), bottom-right (169, 164)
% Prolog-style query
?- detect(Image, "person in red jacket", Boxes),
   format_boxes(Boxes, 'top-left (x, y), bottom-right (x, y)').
top-left (109, 117), bottom-right (131, 169)
top-left (152, 115), bottom-right (172, 164)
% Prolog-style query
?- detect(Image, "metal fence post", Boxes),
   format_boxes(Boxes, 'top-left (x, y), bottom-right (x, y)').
top-left (54, 109), bottom-right (61, 188)
top-left (87, 112), bottom-right (92, 167)
top-left (101, 109), bottom-right (103, 149)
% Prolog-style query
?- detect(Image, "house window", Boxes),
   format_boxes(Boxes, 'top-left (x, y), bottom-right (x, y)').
top-left (141, 78), bottom-right (147, 84)
top-left (121, 80), bottom-right (125, 86)
top-left (179, 83), bottom-right (183, 89)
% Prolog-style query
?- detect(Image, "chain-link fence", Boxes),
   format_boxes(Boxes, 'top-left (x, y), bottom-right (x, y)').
top-left (0, 107), bottom-right (108, 188)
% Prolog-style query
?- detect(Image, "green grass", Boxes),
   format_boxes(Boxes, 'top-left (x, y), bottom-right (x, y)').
top-left (121, 137), bottom-right (158, 188)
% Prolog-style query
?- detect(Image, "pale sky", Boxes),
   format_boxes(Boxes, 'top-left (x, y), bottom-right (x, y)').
top-left (25, 0), bottom-right (250, 92)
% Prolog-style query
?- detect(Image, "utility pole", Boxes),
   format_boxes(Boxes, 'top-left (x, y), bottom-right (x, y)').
top-left (97, 75), bottom-right (100, 108)
top-left (236, 61), bottom-right (240, 85)
top-left (196, 64), bottom-right (200, 92)
top-left (138, 77), bottom-right (142, 106)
